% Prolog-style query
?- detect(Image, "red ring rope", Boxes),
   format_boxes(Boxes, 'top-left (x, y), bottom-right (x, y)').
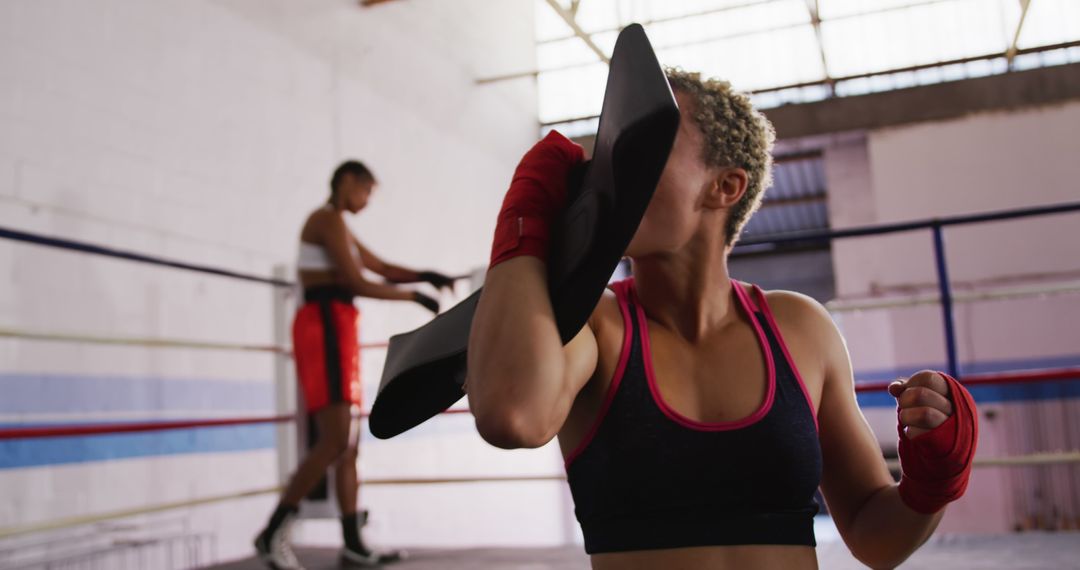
top-left (0, 415), bottom-right (295, 440)
top-left (1, 368), bottom-right (1076, 440)
top-left (853, 367), bottom-right (1080, 392)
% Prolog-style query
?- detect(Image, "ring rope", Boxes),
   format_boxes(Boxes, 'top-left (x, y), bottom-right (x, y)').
top-left (0, 415), bottom-right (295, 440)
top-left (0, 327), bottom-right (288, 354)
top-left (0, 486), bottom-right (282, 539)
top-left (0, 408), bottom-right (475, 440)
top-left (0, 327), bottom-right (389, 354)
top-left (854, 367), bottom-right (1080, 393)
top-left (0, 370), bottom-right (1074, 440)
top-left (0, 226), bottom-right (292, 287)
top-left (828, 280), bottom-right (1080, 313)
top-left (2, 450), bottom-right (1078, 539)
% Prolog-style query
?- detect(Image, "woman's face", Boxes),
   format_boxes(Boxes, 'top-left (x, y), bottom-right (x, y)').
top-left (625, 90), bottom-right (717, 259)
top-left (340, 174), bottom-right (374, 213)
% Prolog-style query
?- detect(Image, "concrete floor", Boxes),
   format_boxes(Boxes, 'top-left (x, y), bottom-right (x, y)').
top-left (207, 532), bottom-right (1080, 569)
top-left (208, 546), bottom-right (588, 570)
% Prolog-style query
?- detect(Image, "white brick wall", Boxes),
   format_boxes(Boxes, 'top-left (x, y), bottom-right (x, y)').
top-left (0, 0), bottom-right (547, 562)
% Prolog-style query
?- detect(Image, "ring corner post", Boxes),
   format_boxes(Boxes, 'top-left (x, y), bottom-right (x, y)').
top-left (272, 264), bottom-right (298, 487)
top-left (931, 223), bottom-right (960, 379)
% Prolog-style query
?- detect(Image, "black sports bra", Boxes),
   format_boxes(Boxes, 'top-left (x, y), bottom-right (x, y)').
top-left (565, 279), bottom-right (822, 554)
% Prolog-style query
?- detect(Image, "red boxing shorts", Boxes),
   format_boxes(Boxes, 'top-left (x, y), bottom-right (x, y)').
top-left (293, 287), bottom-right (361, 413)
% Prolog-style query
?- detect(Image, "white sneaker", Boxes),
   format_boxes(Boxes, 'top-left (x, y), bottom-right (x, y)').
top-left (254, 515), bottom-right (305, 570)
top-left (340, 546), bottom-right (379, 567)
top-left (340, 546), bottom-right (404, 567)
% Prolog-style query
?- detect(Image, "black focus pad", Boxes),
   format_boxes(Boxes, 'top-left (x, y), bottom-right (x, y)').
top-left (368, 24), bottom-right (679, 439)
top-left (369, 290), bottom-right (477, 440)
top-left (548, 24), bottom-right (680, 342)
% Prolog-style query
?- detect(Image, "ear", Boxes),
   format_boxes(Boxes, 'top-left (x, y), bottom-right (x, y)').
top-left (701, 167), bottom-right (749, 210)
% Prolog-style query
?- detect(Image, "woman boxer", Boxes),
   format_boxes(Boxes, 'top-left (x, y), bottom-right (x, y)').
top-left (256, 160), bottom-right (452, 569)
top-left (468, 70), bottom-right (977, 570)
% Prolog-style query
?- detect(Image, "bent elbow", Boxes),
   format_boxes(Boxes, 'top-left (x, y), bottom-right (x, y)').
top-left (474, 407), bottom-right (555, 450)
top-left (848, 544), bottom-right (911, 570)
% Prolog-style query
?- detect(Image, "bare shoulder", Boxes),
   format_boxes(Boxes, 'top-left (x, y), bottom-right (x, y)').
top-left (754, 287), bottom-right (850, 402)
top-left (760, 287), bottom-right (855, 388)
top-left (306, 207), bottom-right (346, 238)
top-left (757, 287), bottom-right (842, 346)
top-left (760, 288), bottom-right (830, 319)
top-left (308, 206), bottom-right (341, 226)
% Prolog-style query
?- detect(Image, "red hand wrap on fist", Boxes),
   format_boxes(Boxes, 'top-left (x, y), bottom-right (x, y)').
top-left (897, 373), bottom-right (979, 514)
top-left (489, 130), bottom-right (585, 268)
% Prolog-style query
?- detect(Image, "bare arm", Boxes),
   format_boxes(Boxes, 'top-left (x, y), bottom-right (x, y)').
top-left (319, 213), bottom-right (414, 302)
top-left (806, 296), bottom-right (943, 569)
top-left (352, 237), bottom-right (420, 283)
top-left (466, 256), bottom-right (598, 449)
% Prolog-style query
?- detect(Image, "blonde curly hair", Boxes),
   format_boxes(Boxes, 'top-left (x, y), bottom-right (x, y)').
top-left (666, 68), bottom-right (776, 246)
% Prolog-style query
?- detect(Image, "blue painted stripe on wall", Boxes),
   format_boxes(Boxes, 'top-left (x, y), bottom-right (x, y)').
top-left (6, 380), bottom-right (1075, 468)
top-left (1, 355), bottom-right (1078, 469)
top-left (857, 378), bottom-right (1080, 408)
top-left (0, 373), bottom-right (274, 414)
top-left (0, 373), bottom-right (279, 469)
top-left (0, 424), bottom-right (276, 470)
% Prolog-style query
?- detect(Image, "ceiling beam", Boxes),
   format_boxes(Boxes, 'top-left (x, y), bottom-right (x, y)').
top-left (538, 0), bottom-right (953, 45)
top-left (540, 0), bottom-right (782, 44)
top-left (543, 0), bottom-right (610, 65)
top-left (528, 0), bottom-right (956, 76)
top-left (1006, 0), bottom-right (1033, 68)
top-left (538, 41), bottom-right (1080, 126)
top-left (497, 18), bottom-right (809, 82)
top-left (475, 0), bottom-right (602, 85)
top-left (804, 0), bottom-right (834, 95)
top-left (475, 69), bottom-right (540, 85)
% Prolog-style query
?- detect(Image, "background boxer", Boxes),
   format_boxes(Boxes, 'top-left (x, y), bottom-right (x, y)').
top-left (255, 160), bottom-right (453, 570)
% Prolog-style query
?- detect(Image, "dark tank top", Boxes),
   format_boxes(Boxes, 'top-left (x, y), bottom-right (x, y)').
top-left (565, 278), bottom-right (822, 554)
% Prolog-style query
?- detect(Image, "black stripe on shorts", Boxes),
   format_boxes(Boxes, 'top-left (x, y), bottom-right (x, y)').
top-left (317, 299), bottom-right (343, 405)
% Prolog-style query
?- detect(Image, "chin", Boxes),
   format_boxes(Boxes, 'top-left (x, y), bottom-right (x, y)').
top-left (624, 239), bottom-right (661, 260)
top-left (627, 235), bottom-right (690, 261)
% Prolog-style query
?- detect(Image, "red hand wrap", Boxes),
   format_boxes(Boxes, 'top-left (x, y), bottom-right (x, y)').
top-left (489, 130), bottom-right (585, 268)
top-left (897, 373), bottom-right (979, 514)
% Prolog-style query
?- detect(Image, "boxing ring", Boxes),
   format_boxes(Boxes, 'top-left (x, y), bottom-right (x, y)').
top-left (1, 201), bottom-right (1079, 569)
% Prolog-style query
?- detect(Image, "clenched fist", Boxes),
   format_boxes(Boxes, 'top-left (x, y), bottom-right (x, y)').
top-left (889, 370), bottom-right (953, 439)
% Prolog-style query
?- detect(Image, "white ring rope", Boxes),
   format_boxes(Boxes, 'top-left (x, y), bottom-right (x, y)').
top-left (0, 327), bottom-right (389, 353)
top-left (0, 327), bottom-right (286, 354)
top-left (1, 451), bottom-right (1077, 539)
top-left (827, 280), bottom-right (1080, 313)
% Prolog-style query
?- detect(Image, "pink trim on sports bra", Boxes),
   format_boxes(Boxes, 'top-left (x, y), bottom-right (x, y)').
top-left (752, 285), bottom-right (819, 431)
top-left (564, 284), bottom-right (636, 468)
